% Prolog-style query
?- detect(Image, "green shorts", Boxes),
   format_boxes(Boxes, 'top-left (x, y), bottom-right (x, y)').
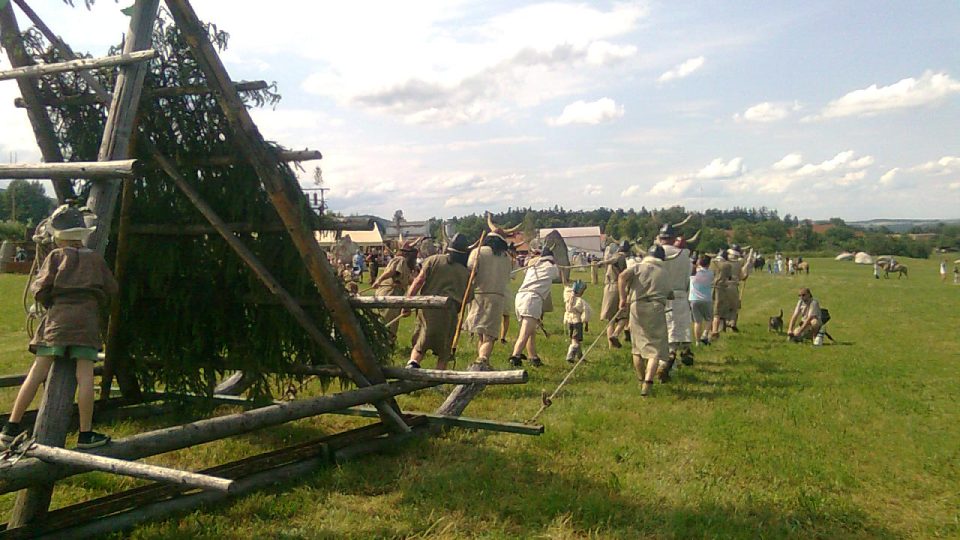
top-left (35, 345), bottom-right (99, 361)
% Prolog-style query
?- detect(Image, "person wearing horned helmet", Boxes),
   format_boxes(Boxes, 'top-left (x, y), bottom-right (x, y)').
top-left (463, 215), bottom-right (517, 367)
top-left (618, 244), bottom-right (672, 397)
top-left (372, 237), bottom-right (421, 340)
top-left (654, 218), bottom-right (697, 381)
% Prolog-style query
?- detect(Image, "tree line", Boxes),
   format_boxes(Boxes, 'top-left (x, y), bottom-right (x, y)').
top-left (439, 206), bottom-right (949, 258)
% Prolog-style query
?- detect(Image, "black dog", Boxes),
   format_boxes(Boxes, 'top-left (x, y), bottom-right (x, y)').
top-left (768, 309), bottom-right (784, 333)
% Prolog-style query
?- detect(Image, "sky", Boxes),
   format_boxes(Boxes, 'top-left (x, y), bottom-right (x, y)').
top-left (1, 1), bottom-right (958, 222)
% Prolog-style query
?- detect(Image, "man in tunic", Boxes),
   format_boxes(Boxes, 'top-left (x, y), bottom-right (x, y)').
top-left (710, 245), bottom-right (747, 339)
top-left (403, 234), bottom-right (471, 370)
top-left (371, 239), bottom-right (419, 340)
top-left (464, 222), bottom-right (515, 366)
top-left (599, 241), bottom-right (631, 348)
top-left (618, 244), bottom-right (672, 397)
top-left (508, 246), bottom-right (560, 367)
top-left (655, 224), bottom-right (694, 381)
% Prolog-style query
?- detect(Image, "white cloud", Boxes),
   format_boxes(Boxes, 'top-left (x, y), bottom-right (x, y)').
top-left (621, 185), bottom-right (641, 197)
top-left (814, 71), bottom-right (960, 119)
top-left (917, 156), bottom-right (960, 175)
top-left (550, 98), bottom-right (624, 126)
top-left (650, 176), bottom-right (693, 196)
top-left (879, 168), bottom-right (899, 186)
top-left (773, 153), bottom-right (804, 170)
top-left (796, 150), bottom-right (864, 176)
top-left (949, 182), bottom-right (960, 191)
top-left (695, 157), bottom-right (744, 179)
top-left (583, 184), bottom-right (603, 196)
top-left (657, 56), bottom-right (705, 83)
top-left (733, 101), bottom-right (800, 123)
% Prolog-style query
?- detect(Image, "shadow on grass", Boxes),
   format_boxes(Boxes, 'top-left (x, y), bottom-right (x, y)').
top-left (668, 355), bottom-right (804, 401)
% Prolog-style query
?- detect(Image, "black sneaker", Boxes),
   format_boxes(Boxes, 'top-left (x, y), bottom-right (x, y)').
top-left (508, 355), bottom-right (523, 367)
top-left (530, 357), bottom-right (543, 368)
top-left (405, 360), bottom-right (421, 369)
top-left (77, 431), bottom-right (111, 449)
top-left (1, 422), bottom-right (24, 447)
top-left (608, 336), bottom-right (622, 349)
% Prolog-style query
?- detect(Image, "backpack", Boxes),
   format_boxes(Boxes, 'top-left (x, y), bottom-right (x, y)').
top-left (820, 308), bottom-right (831, 325)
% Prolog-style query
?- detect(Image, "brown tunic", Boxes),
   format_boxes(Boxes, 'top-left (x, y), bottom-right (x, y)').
top-left (413, 254), bottom-right (470, 361)
top-left (623, 256), bottom-right (671, 361)
top-left (712, 259), bottom-right (739, 319)
top-left (600, 253), bottom-right (627, 321)
top-left (464, 246), bottom-right (512, 338)
top-left (30, 247), bottom-right (118, 353)
top-left (376, 256), bottom-right (413, 335)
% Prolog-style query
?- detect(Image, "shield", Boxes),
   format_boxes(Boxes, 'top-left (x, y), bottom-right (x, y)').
top-left (542, 229), bottom-right (570, 284)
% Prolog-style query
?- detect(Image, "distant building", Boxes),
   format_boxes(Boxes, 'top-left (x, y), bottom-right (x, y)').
top-left (538, 226), bottom-right (603, 256)
top-left (335, 214), bottom-right (432, 241)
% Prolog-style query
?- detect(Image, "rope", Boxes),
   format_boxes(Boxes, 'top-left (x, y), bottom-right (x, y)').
top-left (527, 313), bottom-right (619, 424)
top-left (0, 432), bottom-right (36, 468)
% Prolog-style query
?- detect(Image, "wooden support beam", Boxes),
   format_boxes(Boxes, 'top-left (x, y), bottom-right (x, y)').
top-left (12, 80), bottom-right (272, 108)
top-left (182, 149), bottom-right (323, 167)
top-left (0, 50), bottom-right (156, 81)
top-left (348, 295), bottom-right (452, 310)
top-left (0, 366), bottom-right (103, 389)
top-left (21, 443), bottom-right (234, 492)
top-left (166, 0), bottom-right (405, 432)
top-left (0, 379), bottom-right (432, 494)
top-left (125, 222), bottom-right (286, 235)
top-left (0, 2), bottom-right (74, 201)
top-left (148, 147), bottom-right (408, 432)
top-left (435, 360), bottom-right (493, 417)
top-left (0, 160), bottom-right (139, 179)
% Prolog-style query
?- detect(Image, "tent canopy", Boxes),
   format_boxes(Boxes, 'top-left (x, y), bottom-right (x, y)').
top-left (316, 225), bottom-right (384, 248)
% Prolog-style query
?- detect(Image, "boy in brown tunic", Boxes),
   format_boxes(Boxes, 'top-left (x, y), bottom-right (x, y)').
top-left (372, 239), bottom-right (419, 339)
top-left (2, 206), bottom-right (118, 449)
top-left (403, 234), bottom-right (471, 369)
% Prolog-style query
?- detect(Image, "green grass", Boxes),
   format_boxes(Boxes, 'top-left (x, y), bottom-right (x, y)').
top-left (0, 257), bottom-right (958, 539)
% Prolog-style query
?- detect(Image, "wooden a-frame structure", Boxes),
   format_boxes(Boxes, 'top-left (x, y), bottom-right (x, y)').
top-left (0, 0), bottom-right (536, 535)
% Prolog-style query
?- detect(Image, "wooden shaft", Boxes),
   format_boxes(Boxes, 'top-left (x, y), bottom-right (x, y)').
top-left (435, 360), bottom-right (492, 417)
top-left (0, 380), bottom-right (432, 494)
top-left (24, 444), bottom-right (234, 492)
top-left (126, 222), bottom-right (287, 235)
top-left (0, 49), bottom-right (156, 81)
top-left (149, 147), bottom-right (407, 432)
top-left (165, 0), bottom-right (404, 432)
top-left (12, 80), bottom-right (271, 108)
top-left (0, 160), bottom-right (139, 179)
top-left (0, 3), bottom-right (74, 201)
top-left (183, 149), bottom-right (322, 167)
top-left (288, 364), bottom-right (527, 385)
top-left (451, 230), bottom-right (486, 355)
top-left (349, 295), bottom-right (452, 310)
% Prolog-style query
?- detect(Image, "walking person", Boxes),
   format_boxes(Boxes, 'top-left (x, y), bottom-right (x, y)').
top-left (689, 255), bottom-right (714, 346)
top-left (599, 241), bottom-right (631, 348)
top-left (508, 247), bottom-right (560, 367)
top-left (618, 245), bottom-right (672, 397)
top-left (1, 206), bottom-right (118, 449)
top-left (563, 280), bottom-right (590, 363)
top-left (372, 240), bottom-right (419, 341)
top-left (940, 259), bottom-right (948, 282)
top-left (464, 222), bottom-right (514, 366)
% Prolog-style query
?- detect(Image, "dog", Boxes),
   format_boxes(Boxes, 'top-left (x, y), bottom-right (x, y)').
top-left (768, 309), bottom-right (784, 333)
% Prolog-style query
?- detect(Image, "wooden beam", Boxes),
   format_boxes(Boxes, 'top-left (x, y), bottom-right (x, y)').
top-left (126, 222), bottom-right (286, 235)
top-left (0, 380), bottom-right (433, 494)
top-left (287, 364), bottom-right (527, 385)
top-left (348, 295), bottom-right (452, 310)
top-left (0, 2), bottom-right (74, 201)
top-left (0, 160), bottom-right (139, 179)
top-left (148, 147), bottom-right (408, 432)
top-left (182, 149), bottom-right (322, 167)
top-left (435, 360), bottom-right (493, 417)
top-left (166, 0), bottom-right (404, 432)
top-left (0, 49), bottom-right (156, 81)
top-left (12, 80), bottom-right (272, 108)
top-left (21, 444), bottom-right (234, 492)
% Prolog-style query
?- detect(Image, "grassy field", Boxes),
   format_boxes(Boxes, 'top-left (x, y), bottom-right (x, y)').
top-left (0, 256), bottom-right (958, 539)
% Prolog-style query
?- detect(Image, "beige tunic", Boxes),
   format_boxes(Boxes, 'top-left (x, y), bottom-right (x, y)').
top-left (377, 256), bottom-right (413, 334)
top-left (600, 253), bottom-right (627, 321)
top-left (30, 247), bottom-right (118, 353)
top-left (413, 254), bottom-right (469, 361)
top-left (464, 246), bottom-right (512, 338)
top-left (623, 256), bottom-right (671, 361)
top-left (712, 259), bottom-right (739, 319)
top-left (662, 245), bottom-right (693, 343)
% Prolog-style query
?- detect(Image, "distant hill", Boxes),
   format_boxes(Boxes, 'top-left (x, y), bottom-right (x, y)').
top-left (846, 218), bottom-right (960, 233)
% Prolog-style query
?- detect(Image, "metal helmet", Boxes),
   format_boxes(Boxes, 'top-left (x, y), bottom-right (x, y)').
top-left (618, 240), bottom-right (631, 253)
top-left (447, 233), bottom-right (470, 254)
top-left (657, 223), bottom-right (676, 239)
top-left (572, 279), bottom-right (587, 295)
top-left (647, 244), bottom-right (666, 261)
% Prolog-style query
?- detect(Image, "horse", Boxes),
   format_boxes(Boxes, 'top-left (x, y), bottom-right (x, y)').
top-left (878, 260), bottom-right (908, 279)
top-left (796, 261), bottom-right (810, 274)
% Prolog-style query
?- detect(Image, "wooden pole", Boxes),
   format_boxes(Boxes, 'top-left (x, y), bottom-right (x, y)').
top-left (286, 364), bottom-right (527, 385)
top-left (12, 80), bottom-right (271, 107)
top-left (0, 380), bottom-right (432, 494)
top-left (348, 295), bottom-right (452, 310)
top-left (22, 444), bottom-right (234, 492)
top-left (184, 149), bottom-right (322, 167)
top-left (9, 0), bottom-right (161, 527)
top-left (165, 0), bottom-right (405, 431)
top-left (0, 2), bottom-right (74, 201)
top-left (125, 222), bottom-right (286, 235)
top-left (435, 360), bottom-right (493, 417)
top-left (0, 49), bottom-right (156, 81)
top-left (148, 147), bottom-right (408, 432)
top-left (0, 160), bottom-right (139, 179)
top-left (99, 175), bottom-right (136, 401)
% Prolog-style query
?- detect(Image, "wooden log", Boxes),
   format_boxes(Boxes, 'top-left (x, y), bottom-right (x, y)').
top-left (166, 0), bottom-right (406, 433)
top-left (0, 379), bottom-right (432, 494)
top-left (213, 371), bottom-right (257, 396)
top-left (0, 2), bottom-right (74, 201)
top-left (148, 147), bottom-right (407, 432)
top-left (0, 49), bottom-right (156, 81)
top-left (435, 360), bottom-right (493, 417)
top-left (12, 80), bottom-right (270, 108)
top-left (8, 359), bottom-right (77, 527)
top-left (0, 160), bottom-right (139, 179)
top-left (0, 366), bottom-right (103, 389)
top-left (382, 366), bottom-right (526, 385)
top-left (99, 172), bottom-right (135, 400)
top-left (181, 149), bottom-right (322, 167)
top-left (348, 295), bottom-right (452, 310)
top-left (23, 444), bottom-right (234, 492)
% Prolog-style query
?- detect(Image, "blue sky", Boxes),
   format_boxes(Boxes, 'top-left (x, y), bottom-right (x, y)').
top-left (1, 1), bottom-right (958, 221)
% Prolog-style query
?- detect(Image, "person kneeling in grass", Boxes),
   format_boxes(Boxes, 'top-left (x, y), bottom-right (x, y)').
top-left (1, 205), bottom-right (118, 449)
top-left (787, 287), bottom-right (822, 344)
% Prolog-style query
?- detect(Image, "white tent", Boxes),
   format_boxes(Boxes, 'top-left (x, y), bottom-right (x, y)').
top-left (835, 252), bottom-right (854, 261)
top-left (854, 252), bottom-right (874, 264)
top-left (315, 225), bottom-right (384, 248)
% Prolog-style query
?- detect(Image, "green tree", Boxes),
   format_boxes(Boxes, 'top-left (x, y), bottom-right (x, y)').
top-left (604, 213), bottom-right (621, 240)
top-left (0, 180), bottom-right (53, 226)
